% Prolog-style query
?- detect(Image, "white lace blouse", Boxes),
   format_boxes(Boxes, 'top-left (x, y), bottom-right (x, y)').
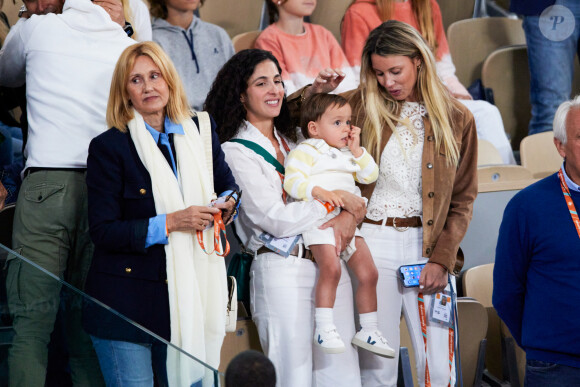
top-left (366, 102), bottom-right (427, 220)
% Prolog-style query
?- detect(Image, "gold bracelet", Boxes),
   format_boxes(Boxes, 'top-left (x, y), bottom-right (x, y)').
top-left (300, 84), bottom-right (312, 104)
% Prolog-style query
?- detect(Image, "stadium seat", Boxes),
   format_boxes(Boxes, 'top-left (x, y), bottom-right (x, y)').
top-left (399, 315), bottom-right (417, 386)
top-left (232, 30), bottom-right (261, 53)
top-left (448, 17), bottom-right (525, 88)
top-left (309, 0), bottom-right (352, 43)
top-left (457, 298), bottom-right (488, 387)
top-left (198, 0), bottom-right (265, 38)
top-left (463, 264), bottom-right (526, 386)
top-left (478, 139), bottom-right (503, 166)
top-left (520, 132), bottom-right (562, 179)
top-left (478, 165), bottom-right (533, 185)
top-left (482, 45), bottom-right (530, 149)
top-left (436, 0), bottom-right (475, 32)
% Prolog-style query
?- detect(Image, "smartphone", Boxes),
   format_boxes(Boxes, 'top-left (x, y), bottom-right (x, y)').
top-left (398, 264), bottom-right (426, 288)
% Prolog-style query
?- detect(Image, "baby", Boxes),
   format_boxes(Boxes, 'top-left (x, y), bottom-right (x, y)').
top-left (284, 93), bottom-right (394, 358)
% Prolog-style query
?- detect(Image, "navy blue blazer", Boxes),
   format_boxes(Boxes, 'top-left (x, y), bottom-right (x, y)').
top-left (83, 116), bottom-right (238, 343)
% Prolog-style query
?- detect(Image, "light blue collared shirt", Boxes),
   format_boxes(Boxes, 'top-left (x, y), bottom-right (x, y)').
top-left (145, 117), bottom-right (184, 248)
top-left (561, 161), bottom-right (580, 193)
top-left (144, 117), bottom-right (185, 177)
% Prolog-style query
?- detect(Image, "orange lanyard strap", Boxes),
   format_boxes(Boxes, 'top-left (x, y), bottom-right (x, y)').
top-left (277, 171), bottom-right (287, 204)
top-left (279, 136), bottom-right (291, 153)
top-left (418, 293), bottom-right (431, 387)
top-left (558, 167), bottom-right (580, 238)
top-left (278, 137), bottom-right (290, 204)
top-left (196, 211), bottom-right (230, 257)
top-left (418, 292), bottom-right (454, 387)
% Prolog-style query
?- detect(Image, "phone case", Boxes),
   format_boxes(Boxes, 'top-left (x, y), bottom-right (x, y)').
top-left (398, 264), bottom-right (426, 287)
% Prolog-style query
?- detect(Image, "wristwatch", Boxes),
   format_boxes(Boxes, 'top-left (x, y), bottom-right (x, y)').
top-left (123, 22), bottom-right (134, 38)
top-left (18, 5), bottom-right (27, 18)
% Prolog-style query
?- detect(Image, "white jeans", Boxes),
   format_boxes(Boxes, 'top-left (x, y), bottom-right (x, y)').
top-left (250, 252), bottom-right (361, 387)
top-left (460, 99), bottom-right (516, 165)
top-left (358, 224), bottom-right (456, 387)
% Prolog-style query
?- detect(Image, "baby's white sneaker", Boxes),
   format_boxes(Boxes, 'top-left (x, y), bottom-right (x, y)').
top-left (352, 328), bottom-right (395, 358)
top-left (314, 324), bottom-right (346, 354)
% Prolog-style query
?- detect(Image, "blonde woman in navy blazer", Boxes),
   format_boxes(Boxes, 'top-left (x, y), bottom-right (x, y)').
top-left (83, 42), bottom-right (238, 386)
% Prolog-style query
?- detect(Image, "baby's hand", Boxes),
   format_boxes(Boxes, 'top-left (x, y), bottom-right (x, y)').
top-left (312, 187), bottom-right (344, 207)
top-left (348, 126), bottom-right (363, 157)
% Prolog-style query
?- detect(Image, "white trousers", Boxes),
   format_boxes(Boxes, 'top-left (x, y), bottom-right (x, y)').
top-left (358, 224), bottom-right (456, 387)
top-left (250, 252), bottom-right (361, 387)
top-left (460, 99), bottom-right (516, 165)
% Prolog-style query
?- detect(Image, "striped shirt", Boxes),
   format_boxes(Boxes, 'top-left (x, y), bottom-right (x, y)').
top-left (284, 138), bottom-right (378, 201)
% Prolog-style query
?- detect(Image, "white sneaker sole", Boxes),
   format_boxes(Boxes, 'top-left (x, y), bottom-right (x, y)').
top-left (351, 337), bottom-right (396, 358)
top-left (314, 339), bottom-right (346, 354)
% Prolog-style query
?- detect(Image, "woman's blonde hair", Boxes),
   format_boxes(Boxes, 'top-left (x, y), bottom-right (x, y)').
top-left (107, 41), bottom-right (192, 131)
top-left (359, 20), bottom-right (459, 165)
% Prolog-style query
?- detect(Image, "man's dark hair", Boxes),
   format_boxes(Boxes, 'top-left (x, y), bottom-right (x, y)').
top-left (225, 350), bottom-right (276, 387)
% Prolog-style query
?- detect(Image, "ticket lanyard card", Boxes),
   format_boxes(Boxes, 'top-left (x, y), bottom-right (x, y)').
top-left (428, 290), bottom-right (453, 328)
top-left (203, 196), bottom-right (227, 230)
top-left (258, 233), bottom-right (301, 258)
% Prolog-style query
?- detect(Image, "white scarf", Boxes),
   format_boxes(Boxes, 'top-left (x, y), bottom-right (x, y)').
top-left (128, 110), bottom-right (227, 386)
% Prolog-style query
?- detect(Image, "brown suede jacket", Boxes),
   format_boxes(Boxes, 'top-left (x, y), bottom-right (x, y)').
top-left (289, 88), bottom-right (478, 275)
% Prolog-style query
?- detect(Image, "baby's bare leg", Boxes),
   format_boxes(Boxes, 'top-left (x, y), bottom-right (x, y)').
top-left (346, 236), bottom-right (378, 313)
top-left (310, 244), bottom-right (341, 308)
top-left (347, 237), bottom-right (395, 358)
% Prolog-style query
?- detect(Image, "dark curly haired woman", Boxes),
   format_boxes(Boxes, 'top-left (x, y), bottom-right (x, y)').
top-left (205, 49), bottom-right (294, 143)
top-left (204, 48), bottom-right (365, 387)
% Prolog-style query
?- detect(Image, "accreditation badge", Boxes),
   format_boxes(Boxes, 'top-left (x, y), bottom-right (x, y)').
top-left (258, 232), bottom-right (301, 258)
top-left (428, 290), bottom-right (453, 328)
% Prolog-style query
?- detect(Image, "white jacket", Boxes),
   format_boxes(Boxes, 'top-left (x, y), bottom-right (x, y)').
top-left (222, 121), bottom-right (328, 252)
top-left (0, 0), bottom-right (134, 169)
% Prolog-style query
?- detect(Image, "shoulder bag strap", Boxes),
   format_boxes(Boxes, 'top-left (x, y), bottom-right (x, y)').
top-left (229, 138), bottom-right (285, 175)
top-left (197, 112), bottom-right (216, 198)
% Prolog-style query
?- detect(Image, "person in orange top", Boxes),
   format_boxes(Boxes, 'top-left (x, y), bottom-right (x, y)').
top-left (342, 0), bottom-right (516, 165)
top-left (254, 0), bottom-right (358, 95)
